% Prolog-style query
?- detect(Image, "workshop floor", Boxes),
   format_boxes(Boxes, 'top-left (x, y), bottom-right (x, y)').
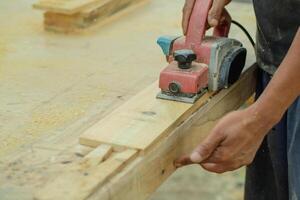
top-left (0, 0), bottom-right (255, 199)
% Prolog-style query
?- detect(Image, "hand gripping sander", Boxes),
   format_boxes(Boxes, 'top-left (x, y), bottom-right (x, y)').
top-left (157, 0), bottom-right (247, 103)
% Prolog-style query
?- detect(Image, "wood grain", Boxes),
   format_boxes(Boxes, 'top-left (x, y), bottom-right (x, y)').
top-left (79, 81), bottom-right (213, 151)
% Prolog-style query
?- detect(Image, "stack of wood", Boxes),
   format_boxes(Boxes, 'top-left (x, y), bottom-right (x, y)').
top-left (33, 0), bottom-right (147, 33)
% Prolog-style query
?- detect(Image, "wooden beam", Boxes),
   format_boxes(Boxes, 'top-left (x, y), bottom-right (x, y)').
top-left (80, 64), bottom-right (257, 199)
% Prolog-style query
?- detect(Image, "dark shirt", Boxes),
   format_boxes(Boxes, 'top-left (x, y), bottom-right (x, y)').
top-left (253, 0), bottom-right (300, 75)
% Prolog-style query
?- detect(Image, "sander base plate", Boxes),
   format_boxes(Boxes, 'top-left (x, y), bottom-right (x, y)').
top-left (156, 89), bottom-right (207, 104)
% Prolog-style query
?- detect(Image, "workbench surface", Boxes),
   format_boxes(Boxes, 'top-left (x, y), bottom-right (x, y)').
top-left (0, 1), bottom-right (255, 199)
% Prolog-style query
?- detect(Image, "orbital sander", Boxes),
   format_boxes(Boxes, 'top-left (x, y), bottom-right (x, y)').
top-left (157, 0), bottom-right (247, 103)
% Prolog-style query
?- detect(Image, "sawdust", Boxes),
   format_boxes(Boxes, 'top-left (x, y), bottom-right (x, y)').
top-left (25, 90), bottom-right (106, 137)
top-left (0, 85), bottom-right (109, 157)
top-left (0, 42), bottom-right (6, 55)
top-left (0, 41), bottom-right (7, 77)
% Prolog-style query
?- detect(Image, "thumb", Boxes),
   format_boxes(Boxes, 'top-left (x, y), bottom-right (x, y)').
top-left (208, 0), bottom-right (226, 27)
top-left (190, 129), bottom-right (225, 163)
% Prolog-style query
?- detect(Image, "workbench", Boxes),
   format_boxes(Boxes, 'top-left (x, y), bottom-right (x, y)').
top-left (0, 1), bottom-right (256, 199)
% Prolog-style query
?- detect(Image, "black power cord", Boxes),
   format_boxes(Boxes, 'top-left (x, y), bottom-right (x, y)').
top-left (231, 20), bottom-right (256, 49)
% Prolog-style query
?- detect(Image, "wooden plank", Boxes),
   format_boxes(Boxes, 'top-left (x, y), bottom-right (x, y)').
top-left (87, 64), bottom-right (258, 200)
top-left (43, 12), bottom-right (81, 32)
top-left (33, 0), bottom-right (110, 15)
top-left (81, 0), bottom-right (145, 15)
top-left (34, 149), bottom-right (137, 200)
top-left (80, 81), bottom-right (214, 151)
top-left (81, 144), bottom-right (113, 167)
top-left (41, 0), bottom-right (148, 33)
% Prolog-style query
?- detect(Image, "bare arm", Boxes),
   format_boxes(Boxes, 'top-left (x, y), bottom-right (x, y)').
top-left (254, 29), bottom-right (300, 125)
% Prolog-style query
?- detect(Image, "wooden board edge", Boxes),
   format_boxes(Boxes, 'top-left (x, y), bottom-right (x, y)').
top-left (32, 0), bottom-right (107, 15)
top-left (38, 0), bottom-right (150, 33)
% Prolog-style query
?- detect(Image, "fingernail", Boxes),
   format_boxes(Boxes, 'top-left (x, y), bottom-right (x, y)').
top-left (190, 152), bottom-right (203, 163)
top-left (209, 19), bottom-right (219, 27)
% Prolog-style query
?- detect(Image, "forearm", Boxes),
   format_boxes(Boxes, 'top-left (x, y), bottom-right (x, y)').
top-left (252, 28), bottom-right (300, 125)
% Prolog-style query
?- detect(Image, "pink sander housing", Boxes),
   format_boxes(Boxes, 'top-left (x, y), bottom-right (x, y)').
top-left (157, 0), bottom-right (247, 103)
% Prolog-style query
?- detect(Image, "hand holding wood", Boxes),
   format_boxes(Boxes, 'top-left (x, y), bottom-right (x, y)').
top-left (175, 106), bottom-right (274, 173)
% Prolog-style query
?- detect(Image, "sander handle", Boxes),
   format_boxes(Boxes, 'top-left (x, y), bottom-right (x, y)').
top-left (185, 0), bottom-right (231, 48)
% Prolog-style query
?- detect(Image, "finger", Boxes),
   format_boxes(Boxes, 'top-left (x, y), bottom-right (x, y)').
top-left (208, 0), bottom-right (226, 27)
top-left (182, 0), bottom-right (196, 35)
top-left (201, 163), bottom-right (227, 173)
top-left (201, 147), bottom-right (231, 163)
top-left (189, 128), bottom-right (226, 163)
top-left (202, 159), bottom-right (244, 173)
top-left (201, 162), bottom-right (236, 174)
top-left (174, 155), bottom-right (194, 168)
top-left (219, 8), bottom-right (231, 25)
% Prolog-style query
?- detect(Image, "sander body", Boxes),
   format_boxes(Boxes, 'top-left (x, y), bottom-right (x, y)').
top-left (157, 0), bottom-right (247, 103)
